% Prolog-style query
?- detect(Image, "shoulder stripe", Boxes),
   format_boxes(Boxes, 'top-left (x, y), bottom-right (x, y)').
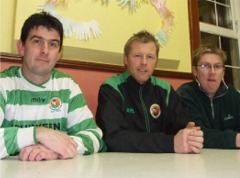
top-left (151, 76), bottom-right (171, 106)
top-left (103, 71), bottom-right (130, 101)
top-left (0, 66), bottom-right (21, 78)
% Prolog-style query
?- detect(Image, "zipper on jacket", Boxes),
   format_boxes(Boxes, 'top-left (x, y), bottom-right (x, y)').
top-left (210, 98), bottom-right (215, 119)
top-left (210, 92), bottom-right (227, 120)
top-left (139, 86), bottom-right (150, 132)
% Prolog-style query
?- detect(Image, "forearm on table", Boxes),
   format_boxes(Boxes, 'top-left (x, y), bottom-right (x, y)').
top-left (203, 129), bottom-right (238, 148)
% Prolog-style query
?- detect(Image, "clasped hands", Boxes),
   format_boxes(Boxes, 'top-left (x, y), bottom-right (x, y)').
top-left (174, 122), bottom-right (204, 154)
top-left (19, 127), bottom-right (78, 161)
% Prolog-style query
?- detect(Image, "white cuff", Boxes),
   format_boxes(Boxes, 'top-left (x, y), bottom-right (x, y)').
top-left (17, 127), bottom-right (35, 149)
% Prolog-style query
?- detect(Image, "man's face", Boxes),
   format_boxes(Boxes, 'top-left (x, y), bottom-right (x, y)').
top-left (124, 40), bottom-right (157, 84)
top-left (193, 53), bottom-right (225, 98)
top-left (17, 26), bottom-right (62, 82)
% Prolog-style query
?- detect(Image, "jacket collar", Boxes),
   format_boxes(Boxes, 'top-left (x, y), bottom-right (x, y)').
top-left (124, 71), bottom-right (151, 88)
top-left (194, 78), bottom-right (228, 98)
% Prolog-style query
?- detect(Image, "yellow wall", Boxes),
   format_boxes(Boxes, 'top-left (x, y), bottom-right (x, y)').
top-left (1, 0), bottom-right (191, 72)
top-left (0, 0), bottom-right (16, 53)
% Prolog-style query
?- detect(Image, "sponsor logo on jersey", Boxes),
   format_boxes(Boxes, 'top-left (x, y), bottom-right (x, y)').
top-left (49, 97), bottom-right (62, 111)
top-left (31, 97), bottom-right (47, 103)
top-left (150, 104), bottom-right (161, 119)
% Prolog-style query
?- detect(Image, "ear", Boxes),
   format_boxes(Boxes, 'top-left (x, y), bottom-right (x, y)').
top-left (17, 40), bottom-right (24, 57)
top-left (56, 49), bottom-right (62, 61)
top-left (123, 55), bottom-right (128, 66)
top-left (192, 66), bottom-right (197, 77)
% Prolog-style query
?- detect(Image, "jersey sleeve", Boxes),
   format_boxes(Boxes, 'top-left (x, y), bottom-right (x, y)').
top-left (66, 83), bottom-right (106, 155)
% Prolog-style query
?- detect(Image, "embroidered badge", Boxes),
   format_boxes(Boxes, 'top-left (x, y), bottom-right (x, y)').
top-left (49, 97), bottom-right (62, 111)
top-left (150, 104), bottom-right (161, 119)
top-left (224, 114), bottom-right (234, 121)
top-left (126, 107), bottom-right (135, 114)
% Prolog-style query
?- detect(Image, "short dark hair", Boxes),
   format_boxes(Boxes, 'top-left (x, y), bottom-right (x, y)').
top-left (20, 11), bottom-right (64, 51)
top-left (192, 45), bottom-right (227, 66)
top-left (124, 30), bottom-right (160, 57)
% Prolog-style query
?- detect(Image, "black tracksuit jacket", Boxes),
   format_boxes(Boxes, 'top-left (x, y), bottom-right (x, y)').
top-left (177, 80), bottom-right (240, 148)
top-left (96, 71), bottom-right (188, 153)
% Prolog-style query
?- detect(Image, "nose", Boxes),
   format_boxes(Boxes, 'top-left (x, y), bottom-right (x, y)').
top-left (41, 41), bottom-right (49, 55)
top-left (141, 56), bottom-right (147, 65)
top-left (209, 66), bottom-right (215, 74)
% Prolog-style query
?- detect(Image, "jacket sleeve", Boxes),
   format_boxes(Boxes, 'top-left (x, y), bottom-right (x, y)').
top-left (177, 85), bottom-right (238, 149)
top-left (96, 84), bottom-right (187, 153)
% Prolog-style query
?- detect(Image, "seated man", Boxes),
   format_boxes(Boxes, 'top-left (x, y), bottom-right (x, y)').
top-left (177, 45), bottom-right (240, 149)
top-left (0, 12), bottom-right (105, 161)
top-left (96, 30), bottom-right (203, 153)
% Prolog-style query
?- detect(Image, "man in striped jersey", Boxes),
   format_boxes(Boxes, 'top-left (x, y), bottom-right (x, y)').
top-left (0, 12), bottom-right (105, 161)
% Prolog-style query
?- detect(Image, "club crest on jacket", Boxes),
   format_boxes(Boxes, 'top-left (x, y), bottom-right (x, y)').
top-left (150, 104), bottom-right (161, 119)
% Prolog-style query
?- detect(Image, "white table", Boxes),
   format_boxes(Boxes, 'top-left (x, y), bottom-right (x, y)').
top-left (1, 149), bottom-right (240, 178)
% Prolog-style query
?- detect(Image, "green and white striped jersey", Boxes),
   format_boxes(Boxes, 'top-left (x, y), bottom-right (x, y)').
top-left (0, 66), bottom-right (105, 159)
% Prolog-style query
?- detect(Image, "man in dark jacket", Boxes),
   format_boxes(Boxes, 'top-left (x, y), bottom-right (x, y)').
top-left (177, 45), bottom-right (240, 149)
top-left (96, 30), bottom-right (203, 153)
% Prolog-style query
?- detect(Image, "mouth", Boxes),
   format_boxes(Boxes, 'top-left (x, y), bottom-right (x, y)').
top-left (207, 78), bottom-right (216, 82)
top-left (138, 69), bottom-right (147, 72)
top-left (37, 58), bottom-right (49, 63)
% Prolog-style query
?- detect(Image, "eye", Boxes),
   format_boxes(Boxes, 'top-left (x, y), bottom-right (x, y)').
top-left (214, 64), bottom-right (223, 69)
top-left (201, 64), bottom-right (210, 69)
top-left (147, 55), bottom-right (155, 60)
top-left (49, 41), bottom-right (59, 48)
top-left (133, 54), bottom-right (142, 59)
top-left (32, 38), bottom-right (41, 44)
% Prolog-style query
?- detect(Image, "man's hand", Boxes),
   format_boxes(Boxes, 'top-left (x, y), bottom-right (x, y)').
top-left (187, 129), bottom-right (204, 153)
top-left (36, 127), bottom-right (78, 159)
top-left (19, 144), bottom-right (60, 161)
top-left (186, 121), bottom-right (204, 153)
top-left (174, 122), bottom-right (204, 154)
top-left (236, 133), bottom-right (240, 147)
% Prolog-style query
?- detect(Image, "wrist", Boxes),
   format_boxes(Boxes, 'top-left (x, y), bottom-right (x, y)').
top-left (33, 127), bottom-right (38, 144)
top-left (36, 127), bottom-right (46, 143)
top-left (236, 133), bottom-right (240, 148)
